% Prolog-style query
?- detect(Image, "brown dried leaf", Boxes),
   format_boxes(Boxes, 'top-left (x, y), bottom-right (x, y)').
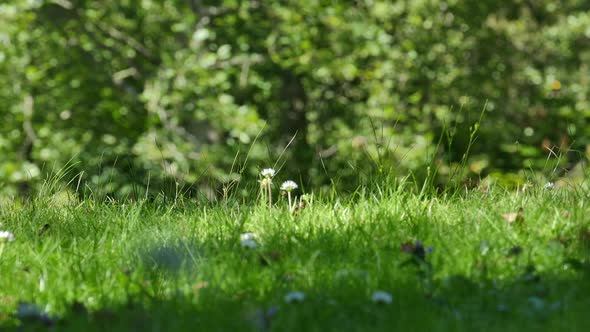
top-left (502, 208), bottom-right (524, 224)
top-left (37, 224), bottom-right (50, 237)
top-left (193, 281), bottom-right (209, 294)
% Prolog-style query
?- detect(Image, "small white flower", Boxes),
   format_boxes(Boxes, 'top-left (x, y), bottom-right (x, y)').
top-left (371, 291), bottom-right (393, 304)
top-left (0, 231), bottom-right (15, 243)
top-left (280, 180), bottom-right (298, 192)
top-left (284, 291), bottom-right (305, 303)
top-left (241, 233), bottom-right (256, 241)
top-left (241, 239), bottom-right (257, 249)
top-left (544, 182), bottom-right (554, 189)
top-left (261, 168), bottom-right (276, 178)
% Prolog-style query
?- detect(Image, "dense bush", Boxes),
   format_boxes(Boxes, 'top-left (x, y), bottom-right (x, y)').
top-left (1, 0), bottom-right (589, 198)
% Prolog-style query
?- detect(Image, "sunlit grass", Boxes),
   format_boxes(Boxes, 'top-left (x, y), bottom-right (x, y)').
top-left (0, 184), bottom-right (589, 331)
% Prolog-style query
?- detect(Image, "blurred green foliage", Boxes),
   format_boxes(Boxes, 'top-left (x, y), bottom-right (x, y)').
top-left (1, 0), bottom-right (589, 198)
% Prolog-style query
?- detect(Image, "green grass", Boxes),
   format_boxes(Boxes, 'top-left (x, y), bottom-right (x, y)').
top-left (1, 184), bottom-right (589, 331)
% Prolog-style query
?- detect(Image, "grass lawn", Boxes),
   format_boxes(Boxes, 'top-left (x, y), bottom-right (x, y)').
top-left (0, 184), bottom-right (589, 331)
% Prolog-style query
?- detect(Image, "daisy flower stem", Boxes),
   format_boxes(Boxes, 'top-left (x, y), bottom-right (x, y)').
top-left (288, 191), bottom-right (293, 212)
top-left (259, 183), bottom-right (265, 205)
top-left (267, 183), bottom-right (272, 208)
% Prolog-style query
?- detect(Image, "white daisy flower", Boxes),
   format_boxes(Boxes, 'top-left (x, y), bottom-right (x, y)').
top-left (0, 231), bottom-right (15, 243)
top-left (371, 291), bottom-right (393, 304)
top-left (280, 180), bottom-right (298, 192)
top-left (284, 291), bottom-right (305, 303)
top-left (544, 182), bottom-right (554, 189)
top-left (261, 168), bottom-right (276, 178)
top-left (240, 233), bottom-right (256, 241)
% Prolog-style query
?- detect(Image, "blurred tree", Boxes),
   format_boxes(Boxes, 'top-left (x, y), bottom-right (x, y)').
top-left (0, 0), bottom-right (589, 198)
